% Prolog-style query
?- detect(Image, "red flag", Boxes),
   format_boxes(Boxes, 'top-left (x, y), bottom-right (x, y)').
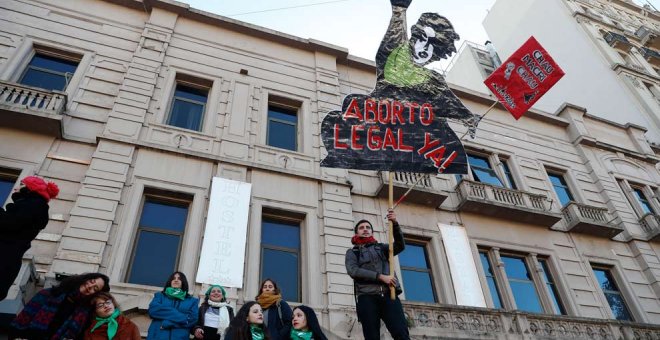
top-left (484, 36), bottom-right (565, 120)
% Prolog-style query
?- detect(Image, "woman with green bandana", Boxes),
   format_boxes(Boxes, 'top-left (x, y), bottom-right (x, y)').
top-left (289, 306), bottom-right (327, 340)
top-left (192, 285), bottom-right (235, 340)
top-left (147, 271), bottom-right (199, 339)
top-left (224, 301), bottom-right (270, 340)
top-left (84, 292), bottom-right (140, 340)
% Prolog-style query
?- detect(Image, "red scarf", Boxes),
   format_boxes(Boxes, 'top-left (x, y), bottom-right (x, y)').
top-left (351, 235), bottom-right (377, 245)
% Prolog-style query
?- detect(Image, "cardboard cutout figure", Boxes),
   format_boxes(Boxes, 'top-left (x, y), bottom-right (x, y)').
top-left (321, 0), bottom-right (478, 174)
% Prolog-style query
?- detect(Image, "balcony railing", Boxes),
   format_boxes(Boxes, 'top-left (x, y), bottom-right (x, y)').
top-left (402, 302), bottom-right (660, 340)
top-left (456, 180), bottom-right (562, 227)
top-left (562, 202), bottom-right (623, 238)
top-left (640, 47), bottom-right (660, 64)
top-left (639, 213), bottom-right (660, 241)
top-left (0, 81), bottom-right (67, 137)
top-left (377, 171), bottom-right (447, 207)
top-left (605, 31), bottom-right (633, 51)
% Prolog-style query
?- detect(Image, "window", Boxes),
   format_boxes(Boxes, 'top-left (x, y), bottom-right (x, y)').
top-left (399, 241), bottom-right (436, 303)
top-left (260, 216), bottom-right (301, 302)
top-left (632, 187), bottom-right (655, 214)
top-left (479, 251), bottom-right (503, 309)
top-left (19, 53), bottom-right (79, 91)
top-left (468, 154), bottom-right (504, 187)
top-left (166, 83), bottom-right (208, 131)
top-left (0, 169), bottom-right (19, 204)
top-left (539, 259), bottom-right (566, 315)
top-left (267, 105), bottom-right (298, 151)
top-left (479, 249), bottom-right (565, 314)
top-left (127, 196), bottom-right (189, 286)
top-left (591, 266), bottom-right (633, 321)
top-left (501, 255), bottom-right (543, 313)
top-left (547, 172), bottom-right (574, 207)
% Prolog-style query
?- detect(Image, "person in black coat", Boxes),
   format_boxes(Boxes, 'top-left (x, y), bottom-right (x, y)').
top-left (193, 285), bottom-right (235, 340)
top-left (255, 279), bottom-right (292, 340)
top-left (0, 176), bottom-right (58, 301)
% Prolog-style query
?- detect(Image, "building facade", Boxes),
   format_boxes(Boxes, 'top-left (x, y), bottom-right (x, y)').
top-left (0, 0), bottom-right (660, 339)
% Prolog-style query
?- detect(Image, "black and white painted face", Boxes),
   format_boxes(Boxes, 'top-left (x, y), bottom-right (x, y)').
top-left (412, 26), bottom-right (436, 65)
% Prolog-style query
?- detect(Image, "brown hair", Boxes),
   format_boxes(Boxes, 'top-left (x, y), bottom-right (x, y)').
top-left (90, 291), bottom-right (120, 312)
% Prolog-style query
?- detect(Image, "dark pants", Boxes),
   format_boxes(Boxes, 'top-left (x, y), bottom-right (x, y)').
top-left (357, 294), bottom-right (410, 340)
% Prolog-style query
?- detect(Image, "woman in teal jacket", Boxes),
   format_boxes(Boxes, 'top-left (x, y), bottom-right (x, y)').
top-left (147, 271), bottom-right (199, 339)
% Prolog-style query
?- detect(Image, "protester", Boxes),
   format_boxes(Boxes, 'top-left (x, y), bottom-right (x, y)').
top-left (0, 175), bottom-right (58, 301)
top-left (10, 272), bottom-right (110, 340)
top-left (147, 271), bottom-right (199, 340)
top-left (84, 291), bottom-right (140, 340)
top-left (290, 305), bottom-right (328, 340)
top-left (255, 279), bottom-right (292, 340)
top-left (345, 209), bottom-right (409, 340)
top-left (224, 301), bottom-right (269, 340)
top-left (193, 285), bottom-right (234, 340)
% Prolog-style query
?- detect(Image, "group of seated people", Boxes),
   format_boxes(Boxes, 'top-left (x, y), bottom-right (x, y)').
top-left (9, 271), bottom-right (328, 340)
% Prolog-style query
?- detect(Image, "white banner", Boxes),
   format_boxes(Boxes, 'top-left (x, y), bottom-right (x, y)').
top-left (438, 223), bottom-right (487, 307)
top-left (196, 177), bottom-right (252, 287)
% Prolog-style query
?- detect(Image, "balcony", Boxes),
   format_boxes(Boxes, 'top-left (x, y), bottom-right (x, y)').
top-left (605, 31), bottom-right (633, 52)
top-left (456, 180), bottom-right (562, 227)
top-left (0, 81), bottom-right (67, 137)
top-left (561, 202), bottom-right (623, 238)
top-left (402, 302), bottom-right (660, 340)
top-left (639, 213), bottom-right (660, 241)
top-left (377, 171), bottom-right (448, 207)
top-left (640, 47), bottom-right (660, 66)
top-left (636, 26), bottom-right (660, 50)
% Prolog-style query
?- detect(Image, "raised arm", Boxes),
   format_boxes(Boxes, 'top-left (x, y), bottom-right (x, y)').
top-left (376, 0), bottom-right (413, 79)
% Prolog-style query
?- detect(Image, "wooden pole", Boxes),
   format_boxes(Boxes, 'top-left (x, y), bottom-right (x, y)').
top-left (388, 171), bottom-right (395, 300)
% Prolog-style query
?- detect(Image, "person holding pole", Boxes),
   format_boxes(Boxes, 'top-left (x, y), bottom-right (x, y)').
top-left (345, 209), bottom-right (409, 340)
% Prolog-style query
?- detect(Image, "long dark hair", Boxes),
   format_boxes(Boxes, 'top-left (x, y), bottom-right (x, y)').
top-left (294, 305), bottom-right (328, 340)
top-left (224, 301), bottom-right (270, 340)
top-left (162, 271), bottom-right (190, 293)
top-left (51, 272), bottom-right (110, 296)
top-left (256, 278), bottom-right (281, 298)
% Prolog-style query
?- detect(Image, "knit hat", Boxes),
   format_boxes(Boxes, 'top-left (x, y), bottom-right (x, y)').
top-left (205, 285), bottom-right (227, 302)
top-left (21, 176), bottom-right (59, 202)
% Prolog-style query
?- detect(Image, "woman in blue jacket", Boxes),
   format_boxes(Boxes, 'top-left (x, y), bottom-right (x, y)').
top-left (147, 271), bottom-right (199, 339)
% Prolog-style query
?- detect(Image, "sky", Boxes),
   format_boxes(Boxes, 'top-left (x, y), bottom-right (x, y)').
top-left (180, 0), bottom-right (658, 70)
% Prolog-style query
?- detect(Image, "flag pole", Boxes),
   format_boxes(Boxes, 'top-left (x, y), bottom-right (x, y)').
top-left (388, 171), bottom-right (395, 300)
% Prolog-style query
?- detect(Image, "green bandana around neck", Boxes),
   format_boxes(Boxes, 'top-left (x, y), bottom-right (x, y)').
top-left (165, 287), bottom-right (187, 300)
top-left (250, 324), bottom-right (265, 340)
top-left (91, 309), bottom-right (120, 340)
top-left (290, 328), bottom-right (313, 340)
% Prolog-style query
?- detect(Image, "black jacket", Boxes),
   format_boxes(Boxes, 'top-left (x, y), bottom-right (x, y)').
top-left (0, 190), bottom-right (49, 300)
top-left (345, 222), bottom-right (405, 296)
top-left (192, 302), bottom-right (235, 340)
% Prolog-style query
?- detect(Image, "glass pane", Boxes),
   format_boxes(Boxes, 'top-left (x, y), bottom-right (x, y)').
top-left (268, 107), bottom-right (297, 123)
top-left (262, 219), bottom-right (300, 249)
top-left (633, 188), bottom-right (654, 214)
top-left (510, 281), bottom-right (543, 313)
top-left (267, 120), bottom-right (297, 150)
top-left (468, 155), bottom-right (503, 187)
top-left (540, 260), bottom-right (565, 315)
top-left (168, 99), bottom-right (204, 131)
top-left (502, 161), bottom-right (517, 190)
top-left (261, 248), bottom-right (299, 302)
top-left (128, 231), bottom-right (180, 286)
top-left (0, 178), bottom-right (15, 204)
top-left (548, 174), bottom-right (573, 206)
top-left (480, 252), bottom-right (503, 308)
top-left (398, 244), bottom-right (428, 269)
top-left (139, 200), bottom-right (188, 232)
top-left (28, 54), bottom-right (78, 74)
top-left (174, 84), bottom-right (208, 103)
top-left (593, 269), bottom-right (618, 292)
top-left (605, 293), bottom-right (632, 321)
top-left (401, 270), bottom-right (436, 303)
top-left (468, 155), bottom-right (490, 169)
top-left (20, 68), bottom-right (68, 91)
top-left (502, 256), bottom-right (531, 280)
